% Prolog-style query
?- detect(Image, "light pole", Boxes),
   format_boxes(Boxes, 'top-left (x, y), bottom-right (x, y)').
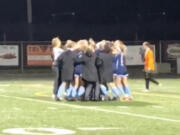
top-left (27, 0), bottom-right (32, 24)
top-left (27, 0), bottom-right (33, 40)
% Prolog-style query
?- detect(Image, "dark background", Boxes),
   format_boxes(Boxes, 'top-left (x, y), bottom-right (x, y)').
top-left (0, 0), bottom-right (180, 41)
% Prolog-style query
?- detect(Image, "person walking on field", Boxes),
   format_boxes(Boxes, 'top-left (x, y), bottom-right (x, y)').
top-left (142, 41), bottom-right (161, 91)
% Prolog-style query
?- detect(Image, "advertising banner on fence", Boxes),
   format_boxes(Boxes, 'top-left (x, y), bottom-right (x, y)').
top-left (27, 45), bottom-right (52, 66)
top-left (126, 45), bottom-right (155, 65)
top-left (26, 44), bottom-right (155, 66)
top-left (0, 45), bottom-right (19, 66)
top-left (126, 45), bottom-right (144, 65)
top-left (166, 43), bottom-right (180, 60)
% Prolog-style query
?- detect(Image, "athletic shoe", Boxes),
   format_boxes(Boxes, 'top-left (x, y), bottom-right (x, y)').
top-left (120, 96), bottom-right (127, 101)
top-left (126, 96), bottom-right (133, 101)
top-left (100, 95), bottom-right (105, 101)
top-left (52, 94), bottom-right (56, 99)
top-left (144, 89), bottom-right (149, 92)
top-left (52, 94), bottom-right (61, 101)
top-left (111, 97), bottom-right (118, 101)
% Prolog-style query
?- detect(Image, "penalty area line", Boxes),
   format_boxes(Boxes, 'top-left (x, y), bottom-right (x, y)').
top-left (0, 94), bottom-right (180, 123)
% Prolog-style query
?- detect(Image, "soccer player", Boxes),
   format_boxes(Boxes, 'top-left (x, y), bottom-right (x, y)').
top-left (70, 40), bottom-right (87, 100)
top-left (113, 40), bottom-right (132, 101)
top-left (51, 37), bottom-right (64, 100)
top-left (142, 41), bottom-right (160, 91)
top-left (111, 42), bottom-right (126, 100)
top-left (117, 40), bottom-right (132, 100)
top-left (96, 41), bottom-right (114, 101)
top-left (81, 44), bottom-right (100, 101)
top-left (56, 41), bottom-right (77, 101)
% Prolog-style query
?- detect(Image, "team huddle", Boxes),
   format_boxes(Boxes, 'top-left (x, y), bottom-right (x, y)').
top-left (51, 37), bottom-right (132, 102)
top-left (51, 37), bottom-right (159, 102)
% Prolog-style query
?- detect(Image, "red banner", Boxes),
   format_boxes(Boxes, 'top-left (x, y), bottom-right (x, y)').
top-left (27, 45), bottom-right (52, 66)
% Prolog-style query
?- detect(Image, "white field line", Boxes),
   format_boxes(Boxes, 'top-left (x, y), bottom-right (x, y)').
top-left (78, 127), bottom-right (121, 131)
top-left (0, 95), bottom-right (180, 123)
top-left (47, 107), bottom-right (57, 110)
top-left (151, 105), bottom-right (164, 109)
top-left (0, 84), bottom-right (9, 86)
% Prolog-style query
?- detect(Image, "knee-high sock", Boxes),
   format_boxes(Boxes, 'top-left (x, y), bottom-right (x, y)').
top-left (124, 85), bottom-right (131, 96)
top-left (111, 86), bottom-right (119, 98)
top-left (72, 86), bottom-right (77, 98)
top-left (145, 79), bottom-right (149, 89)
top-left (57, 82), bottom-right (66, 99)
top-left (66, 84), bottom-right (73, 98)
top-left (78, 86), bottom-right (85, 97)
top-left (100, 84), bottom-right (108, 96)
top-left (117, 85), bottom-right (125, 96)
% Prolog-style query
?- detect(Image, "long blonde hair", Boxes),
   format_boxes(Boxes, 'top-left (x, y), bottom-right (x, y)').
top-left (114, 40), bottom-right (127, 55)
top-left (51, 37), bottom-right (61, 48)
top-left (77, 40), bottom-right (89, 53)
top-left (65, 40), bottom-right (76, 49)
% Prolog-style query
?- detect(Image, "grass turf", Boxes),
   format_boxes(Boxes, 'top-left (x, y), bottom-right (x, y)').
top-left (0, 74), bottom-right (180, 135)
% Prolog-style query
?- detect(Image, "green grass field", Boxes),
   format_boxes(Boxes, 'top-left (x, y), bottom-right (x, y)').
top-left (0, 73), bottom-right (180, 135)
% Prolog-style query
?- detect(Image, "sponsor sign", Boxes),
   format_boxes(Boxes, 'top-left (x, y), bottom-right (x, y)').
top-left (26, 44), bottom-right (155, 66)
top-left (0, 45), bottom-right (19, 66)
top-left (27, 45), bottom-right (52, 66)
top-left (177, 57), bottom-right (180, 74)
top-left (166, 44), bottom-right (180, 60)
top-left (126, 45), bottom-right (155, 65)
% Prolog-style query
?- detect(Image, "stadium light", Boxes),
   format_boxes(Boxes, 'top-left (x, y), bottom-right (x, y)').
top-left (26, 0), bottom-right (33, 40)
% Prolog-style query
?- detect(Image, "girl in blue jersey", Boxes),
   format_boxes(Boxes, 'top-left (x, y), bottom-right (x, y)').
top-left (114, 40), bottom-right (132, 101)
top-left (70, 40), bottom-right (88, 100)
top-left (112, 43), bottom-right (126, 100)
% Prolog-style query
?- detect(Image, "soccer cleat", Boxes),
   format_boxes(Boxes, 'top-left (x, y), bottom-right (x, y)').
top-left (52, 94), bottom-right (61, 101)
top-left (126, 96), bottom-right (133, 101)
top-left (54, 97), bottom-right (60, 101)
top-left (120, 96), bottom-right (127, 101)
top-left (111, 97), bottom-right (118, 101)
top-left (144, 89), bottom-right (149, 92)
top-left (55, 97), bottom-right (63, 101)
top-left (52, 94), bottom-right (56, 99)
top-left (100, 95), bottom-right (105, 101)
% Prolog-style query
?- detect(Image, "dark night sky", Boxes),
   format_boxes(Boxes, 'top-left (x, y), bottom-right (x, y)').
top-left (0, 0), bottom-right (180, 41)
top-left (0, 0), bottom-right (180, 24)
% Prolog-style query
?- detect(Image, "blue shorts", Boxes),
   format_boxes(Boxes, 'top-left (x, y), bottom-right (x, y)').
top-left (113, 67), bottom-right (128, 77)
top-left (113, 73), bottom-right (129, 77)
top-left (74, 74), bottom-right (82, 77)
top-left (74, 65), bottom-right (82, 77)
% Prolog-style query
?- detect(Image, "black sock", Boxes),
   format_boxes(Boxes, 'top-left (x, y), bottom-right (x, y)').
top-left (145, 79), bottom-right (149, 90)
